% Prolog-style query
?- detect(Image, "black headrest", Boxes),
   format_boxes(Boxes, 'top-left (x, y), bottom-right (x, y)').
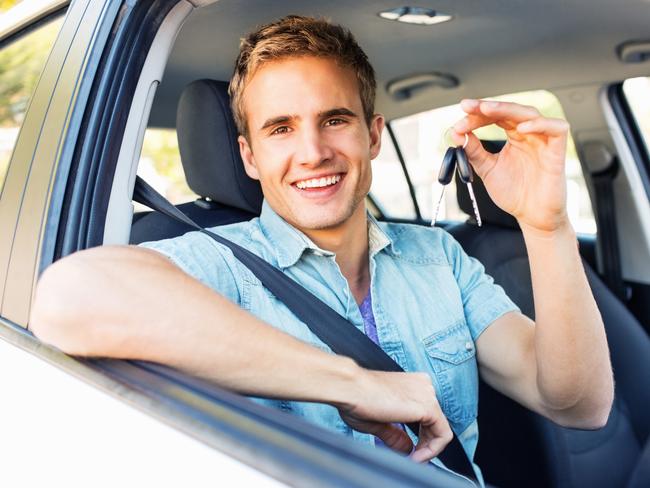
top-left (176, 79), bottom-right (263, 214)
top-left (455, 140), bottom-right (519, 229)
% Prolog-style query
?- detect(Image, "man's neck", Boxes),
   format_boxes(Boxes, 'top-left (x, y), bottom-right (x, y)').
top-left (302, 205), bottom-right (370, 305)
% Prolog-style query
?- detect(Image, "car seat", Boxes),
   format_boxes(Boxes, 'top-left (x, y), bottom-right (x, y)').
top-left (130, 80), bottom-right (260, 244)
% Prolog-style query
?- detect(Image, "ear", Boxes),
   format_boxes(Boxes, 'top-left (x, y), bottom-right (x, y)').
top-left (238, 135), bottom-right (260, 180)
top-left (369, 114), bottom-right (385, 160)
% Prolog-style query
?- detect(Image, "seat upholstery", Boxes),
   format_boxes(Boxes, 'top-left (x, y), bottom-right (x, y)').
top-left (130, 80), bottom-right (261, 244)
top-left (447, 143), bottom-right (650, 487)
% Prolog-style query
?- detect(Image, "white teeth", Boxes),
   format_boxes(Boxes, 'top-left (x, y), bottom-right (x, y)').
top-left (296, 175), bottom-right (341, 189)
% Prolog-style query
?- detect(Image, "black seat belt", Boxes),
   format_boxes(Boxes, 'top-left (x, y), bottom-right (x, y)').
top-left (584, 142), bottom-right (626, 300)
top-left (592, 162), bottom-right (626, 300)
top-left (133, 176), bottom-right (478, 486)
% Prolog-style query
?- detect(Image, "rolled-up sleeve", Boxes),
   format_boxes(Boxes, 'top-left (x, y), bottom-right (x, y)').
top-left (442, 232), bottom-right (521, 340)
top-left (139, 230), bottom-right (241, 305)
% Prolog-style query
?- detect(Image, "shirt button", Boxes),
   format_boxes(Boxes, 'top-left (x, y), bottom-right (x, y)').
top-left (465, 341), bottom-right (474, 351)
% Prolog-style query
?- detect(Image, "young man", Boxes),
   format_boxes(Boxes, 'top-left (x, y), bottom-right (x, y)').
top-left (30, 15), bottom-right (613, 485)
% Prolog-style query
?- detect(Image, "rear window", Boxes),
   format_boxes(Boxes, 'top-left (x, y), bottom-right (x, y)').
top-left (136, 128), bottom-right (197, 211)
top-left (622, 77), bottom-right (650, 157)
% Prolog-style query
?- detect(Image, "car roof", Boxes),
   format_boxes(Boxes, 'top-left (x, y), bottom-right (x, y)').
top-left (148, 0), bottom-right (650, 127)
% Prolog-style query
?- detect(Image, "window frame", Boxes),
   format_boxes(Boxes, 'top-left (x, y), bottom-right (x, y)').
top-left (0, 10), bottom-right (67, 202)
top-left (599, 81), bottom-right (650, 289)
top-left (608, 83), bottom-right (650, 200)
top-left (0, 3), bottom-right (75, 318)
top-left (0, 1), bottom-right (68, 47)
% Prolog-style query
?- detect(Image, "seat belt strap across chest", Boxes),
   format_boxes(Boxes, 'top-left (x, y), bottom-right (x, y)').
top-left (592, 163), bottom-right (626, 300)
top-left (133, 176), bottom-right (478, 486)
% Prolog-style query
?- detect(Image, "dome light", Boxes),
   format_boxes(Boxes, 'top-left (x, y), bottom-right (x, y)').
top-left (378, 7), bottom-right (452, 25)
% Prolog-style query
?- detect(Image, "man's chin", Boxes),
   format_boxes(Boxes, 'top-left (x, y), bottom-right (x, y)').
top-left (293, 214), bottom-right (349, 231)
top-left (289, 206), bottom-right (356, 231)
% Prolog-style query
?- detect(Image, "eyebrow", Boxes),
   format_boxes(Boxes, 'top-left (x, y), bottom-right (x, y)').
top-left (320, 107), bottom-right (358, 119)
top-left (258, 107), bottom-right (359, 132)
top-left (260, 115), bottom-right (296, 132)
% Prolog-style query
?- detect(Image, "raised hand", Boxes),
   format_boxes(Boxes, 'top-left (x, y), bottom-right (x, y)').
top-left (451, 99), bottom-right (571, 235)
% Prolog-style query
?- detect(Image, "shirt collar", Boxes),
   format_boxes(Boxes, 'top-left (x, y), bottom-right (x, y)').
top-left (258, 200), bottom-right (397, 269)
top-left (367, 212), bottom-right (396, 257)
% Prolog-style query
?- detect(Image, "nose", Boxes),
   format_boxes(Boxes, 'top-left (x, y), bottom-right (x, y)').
top-left (295, 125), bottom-right (334, 167)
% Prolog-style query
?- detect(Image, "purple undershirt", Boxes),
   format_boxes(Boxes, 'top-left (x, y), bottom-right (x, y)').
top-left (358, 291), bottom-right (380, 345)
top-left (358, 290), bottom-right (407, 447)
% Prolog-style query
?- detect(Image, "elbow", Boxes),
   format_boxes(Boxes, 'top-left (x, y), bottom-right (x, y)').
top-left (30, 245), bottom-right (165, 358)
top-left (550, 379), bottom-right (614, 430)
top-left (30, 253), bottom-right (100, 356)
top-left (583, 371), bottom-right (616, 430)
top-left (587, 405), bottom-right (613, 430)
top-left (555, 404), bottom-right (612, 431)
top-left (30, 258), bottom-right (76, 352)
top-left (585, 382), bottom-right (615, 430)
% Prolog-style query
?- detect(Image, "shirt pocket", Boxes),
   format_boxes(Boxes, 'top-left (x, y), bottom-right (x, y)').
top-left (422, 320), bottom-right (479, 433)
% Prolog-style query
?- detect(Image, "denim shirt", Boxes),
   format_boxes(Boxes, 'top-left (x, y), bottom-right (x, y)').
top-left (140, 201), bottom-right (519, 484)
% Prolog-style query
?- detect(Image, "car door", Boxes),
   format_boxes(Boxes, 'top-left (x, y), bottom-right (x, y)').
top-left (0, 2), bottom-right (280, 487)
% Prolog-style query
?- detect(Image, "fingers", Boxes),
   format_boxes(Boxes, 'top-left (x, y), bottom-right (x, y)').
top-left (373, 423), bottom-right (414, 454)
top-left (341, 370), bottom-right (453, 463)
top-left (410, 412), bottom-right (454, 463)
top-left (454, 112), bottom-right (517, 133)
top-left (459, 99), bottom-right (541, 125)
top-left (449, 129), bottom-right (493, 176)
top-left (453, 99), bottom-right (569, 138)
top-left (518, 117), bottom-right (570, 137)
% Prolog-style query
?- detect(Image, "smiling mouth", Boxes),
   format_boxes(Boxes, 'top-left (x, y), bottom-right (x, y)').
top-left (294, 174), bottom-right (343, 190)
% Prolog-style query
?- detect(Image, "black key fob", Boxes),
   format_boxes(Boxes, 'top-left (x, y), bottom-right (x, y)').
top-left (455, 146), bottom-right (474, 183)
top-left (438, 147), bottom-right (457, 185)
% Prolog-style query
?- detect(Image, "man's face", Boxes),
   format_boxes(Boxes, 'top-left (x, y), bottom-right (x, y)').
top-left (238, 56), bottom-right (384, 231)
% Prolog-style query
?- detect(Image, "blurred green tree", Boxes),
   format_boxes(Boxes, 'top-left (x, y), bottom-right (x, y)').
top-left (0, 16), bottom-right (62, 189)
top-left (0, 19), bottom-right (61, 127)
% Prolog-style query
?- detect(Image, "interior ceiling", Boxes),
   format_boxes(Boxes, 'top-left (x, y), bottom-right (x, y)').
top-left (149, 0), bottom-right (650, 128)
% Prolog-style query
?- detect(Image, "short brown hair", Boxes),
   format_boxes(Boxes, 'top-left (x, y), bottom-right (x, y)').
top-left (229, 15), bottom-right (376, 138)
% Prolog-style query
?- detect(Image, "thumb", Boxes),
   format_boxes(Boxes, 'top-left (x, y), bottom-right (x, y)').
top-left (450, 129), bottom-right (494, 178)
top-left (372, 423), bottom-right (414, 454)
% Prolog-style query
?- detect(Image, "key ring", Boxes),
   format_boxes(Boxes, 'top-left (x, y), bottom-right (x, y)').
top-left (442, 128), bottom-right (469, 149)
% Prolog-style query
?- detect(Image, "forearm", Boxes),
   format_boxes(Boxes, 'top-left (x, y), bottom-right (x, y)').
top-left (522, 221), bottom-right (613, 426)
top-left (30, 246), bottom-right (361, 406)
top-left (30, 249), bottom-right (460, 461)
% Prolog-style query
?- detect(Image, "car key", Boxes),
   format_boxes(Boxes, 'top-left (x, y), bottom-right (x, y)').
top-left (431, 134), bottom-right (483, 227)
top-left (455, 146), bottom-right (482, 227)
top-left (431, 146), bottom-right (457, 226)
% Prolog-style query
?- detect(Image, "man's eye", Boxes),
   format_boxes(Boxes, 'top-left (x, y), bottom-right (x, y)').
top-left (271, 126), bottom-right (290, 135)
top-left (325, 118), bottom-right (346, 127)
